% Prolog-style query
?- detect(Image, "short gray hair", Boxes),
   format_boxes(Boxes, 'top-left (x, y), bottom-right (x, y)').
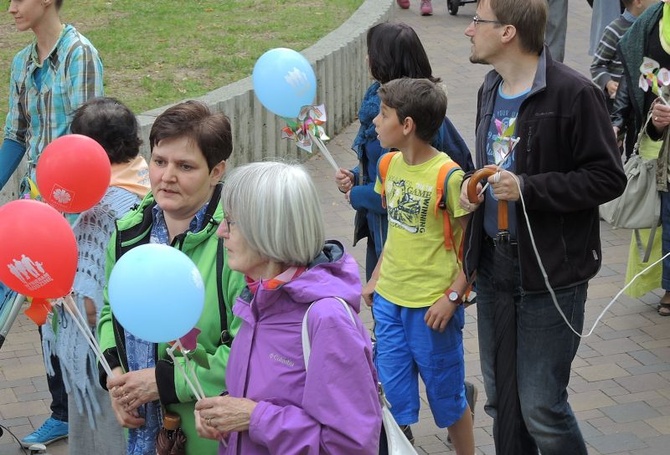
top-left (221, 161), bottom-right (325, 266)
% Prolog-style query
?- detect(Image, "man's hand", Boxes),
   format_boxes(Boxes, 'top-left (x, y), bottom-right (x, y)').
top-left (486, 165), bottom-right (521, 202)
top-left (459, 177), bottom-right (482, 213)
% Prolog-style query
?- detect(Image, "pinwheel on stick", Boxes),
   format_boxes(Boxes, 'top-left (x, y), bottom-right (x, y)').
top-left (252, 48), bottom-right (340, 171)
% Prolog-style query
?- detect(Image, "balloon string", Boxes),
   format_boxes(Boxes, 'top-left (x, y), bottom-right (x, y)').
top-left (166, 341), bottom-right (203, 401)
top-left (308, 131), bottom-right (339, 172)
top-left (510, 171), bottom-right (665, 338)
top-left (54, 295), bottom-right (114, 377)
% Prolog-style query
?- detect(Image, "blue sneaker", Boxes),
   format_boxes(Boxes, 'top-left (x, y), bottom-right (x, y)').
top-left (21, 417), bottom-right (68, 447)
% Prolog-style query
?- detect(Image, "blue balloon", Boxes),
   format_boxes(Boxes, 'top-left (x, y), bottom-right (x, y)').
top-left (252, 48), bottom-right (317, 118)
top-left (108, 244), bottom-right (205, 343)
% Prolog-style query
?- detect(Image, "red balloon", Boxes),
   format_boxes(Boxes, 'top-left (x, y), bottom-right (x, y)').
top-left (36, 134), bottom-right (111, 213)
top-left (0, 200), bottom-right (77, 299)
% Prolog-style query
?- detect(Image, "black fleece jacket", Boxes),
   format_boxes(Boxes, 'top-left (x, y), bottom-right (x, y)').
top-left (463, 47), bottom-right (626, 292)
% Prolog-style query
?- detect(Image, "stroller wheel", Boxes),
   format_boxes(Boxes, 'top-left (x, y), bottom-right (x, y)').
top-left (447, 0), bottom-right (459, 15)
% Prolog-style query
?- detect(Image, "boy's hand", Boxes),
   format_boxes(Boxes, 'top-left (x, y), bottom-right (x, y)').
top-left (362, 278), bottom-right (377, 306)
top-left (424, 295), bottom-right (457, 332)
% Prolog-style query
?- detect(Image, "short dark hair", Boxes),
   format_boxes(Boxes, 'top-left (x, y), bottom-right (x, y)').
top-left (488, 0), bottom-right (547, 54)
top-left (70, 97), bottom-right (141, 164)
top-left (367, 22), bottom-right (441, 84)
top-left (55, 0), bottom-right (64, 10)
top-left (149, 101), bottom-right (233, 171)
top-left (378, 78), bottom-right (447, 143)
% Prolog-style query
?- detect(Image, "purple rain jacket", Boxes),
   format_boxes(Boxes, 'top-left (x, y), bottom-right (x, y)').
top-left (221, 241), bottom-right (382, 455)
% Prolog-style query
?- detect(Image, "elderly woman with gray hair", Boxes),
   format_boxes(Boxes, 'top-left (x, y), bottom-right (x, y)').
top-left (194, 161), bottom-right (382, 454)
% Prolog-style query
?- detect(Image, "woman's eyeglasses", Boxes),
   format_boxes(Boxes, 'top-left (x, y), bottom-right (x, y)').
top-left (223, 216), bottom-right (236, 232)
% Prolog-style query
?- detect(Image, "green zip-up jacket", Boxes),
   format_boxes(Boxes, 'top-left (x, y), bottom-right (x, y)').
top-left (97, 184), bottom-right (245, 454)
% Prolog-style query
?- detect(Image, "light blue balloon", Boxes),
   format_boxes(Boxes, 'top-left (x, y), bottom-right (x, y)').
top-left (108, 244), bottom-right (205, 343)
top-left (252, 48), bottom-right (317, 118)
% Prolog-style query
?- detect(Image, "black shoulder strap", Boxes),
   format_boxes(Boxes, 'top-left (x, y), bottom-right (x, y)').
top-left (217, 238), bottom-right (233, 347)
top-left (204, 183), bottom-right (223, 228)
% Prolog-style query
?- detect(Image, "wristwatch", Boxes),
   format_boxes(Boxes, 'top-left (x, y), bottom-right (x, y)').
top-left (446, 289), bottom-right (462, 305)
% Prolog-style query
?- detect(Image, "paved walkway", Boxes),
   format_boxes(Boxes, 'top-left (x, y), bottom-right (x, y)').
top-left (2, 2), bottom-right (670, 454)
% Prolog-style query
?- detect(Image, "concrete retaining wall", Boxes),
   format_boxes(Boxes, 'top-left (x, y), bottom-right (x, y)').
top-left (0, 0), bottom-right (393, 204)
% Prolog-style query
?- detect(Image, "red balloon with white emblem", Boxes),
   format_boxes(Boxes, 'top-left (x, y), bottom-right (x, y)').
top-left (0, 200), bottom-right (77, 298)
top-left (36, 134), bottom-right (111, 213)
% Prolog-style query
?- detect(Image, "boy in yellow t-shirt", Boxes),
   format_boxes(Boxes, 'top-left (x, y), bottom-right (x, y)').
top-left (362, 78), bottom-right (474, 453)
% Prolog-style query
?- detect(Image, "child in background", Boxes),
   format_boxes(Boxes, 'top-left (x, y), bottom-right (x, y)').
top-left (591, 0), bottom-right (657, 112)
top-left (363, 78), bottom-right (475, 454)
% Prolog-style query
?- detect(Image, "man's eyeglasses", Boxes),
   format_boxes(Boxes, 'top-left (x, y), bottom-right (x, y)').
top-left (472, 15), bottom-right (501, 26)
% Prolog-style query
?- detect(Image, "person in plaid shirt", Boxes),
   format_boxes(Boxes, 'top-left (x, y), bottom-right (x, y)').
top-left (0, 0), bottom-right (103, 448)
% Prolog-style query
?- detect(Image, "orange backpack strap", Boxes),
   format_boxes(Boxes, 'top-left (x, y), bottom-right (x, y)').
top-left (434, 160), bottom-right (462, 251)
top-left (377, 151), bottom-right (400, 209)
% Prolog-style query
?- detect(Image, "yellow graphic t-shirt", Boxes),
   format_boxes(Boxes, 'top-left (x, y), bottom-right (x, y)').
top-left (374, 152), bottom-right (467, 308)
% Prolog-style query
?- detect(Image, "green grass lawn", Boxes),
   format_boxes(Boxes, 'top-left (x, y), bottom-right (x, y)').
top-left (0, 0), bottom-right (363, 126)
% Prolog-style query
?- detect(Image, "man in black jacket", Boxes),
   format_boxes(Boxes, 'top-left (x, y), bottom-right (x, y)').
top-left (459, 0), bottom-right (626, 454)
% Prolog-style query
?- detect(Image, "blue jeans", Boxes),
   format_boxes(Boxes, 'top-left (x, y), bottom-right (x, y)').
top-left (1, 281), bottom-right (68, 422)
top-left (476, 243), bottom-right (587, 455)
top-left (660, 190), bottom-right (670, 290)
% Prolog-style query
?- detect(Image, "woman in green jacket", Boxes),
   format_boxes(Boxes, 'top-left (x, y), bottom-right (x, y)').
top-left (97, 101), bottom-right (245, 455)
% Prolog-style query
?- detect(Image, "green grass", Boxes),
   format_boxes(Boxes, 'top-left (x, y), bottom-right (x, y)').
top-left (0, 0), bottom-right (362, 126)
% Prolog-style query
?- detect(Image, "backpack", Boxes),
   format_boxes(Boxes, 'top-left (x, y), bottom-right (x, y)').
top-left (377, 151), bottom-right (461, 252)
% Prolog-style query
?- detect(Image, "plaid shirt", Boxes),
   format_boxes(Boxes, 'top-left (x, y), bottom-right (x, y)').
top-left (3, 24), bottom-right (104, 181)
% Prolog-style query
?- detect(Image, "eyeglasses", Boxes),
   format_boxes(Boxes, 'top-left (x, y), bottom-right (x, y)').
top-left (223, 216), bottom-right (236, 232)
top-left (472, 15), bottom-right (501, 26)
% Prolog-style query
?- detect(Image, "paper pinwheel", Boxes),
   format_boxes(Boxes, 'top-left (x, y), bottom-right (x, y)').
top-left (281, 104), bottom-right (339, 171)
top-left (639, 57), bottom-right (670, 104)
